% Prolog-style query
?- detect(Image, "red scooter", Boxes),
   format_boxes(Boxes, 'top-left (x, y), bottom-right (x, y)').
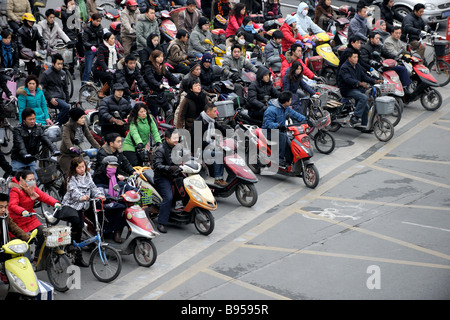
top-left (239, 121), bottom-right (320, 189)
top-left (159, 10), bottom-right (177, 43)
top-left (201, 137), bottom-right (259, 207)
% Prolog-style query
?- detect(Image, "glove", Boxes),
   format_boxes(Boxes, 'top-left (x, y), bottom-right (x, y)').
top-left (136, 143), bottom-right (144, 152)
top-left (52, 150), bottom-right (61, 157)
top-left (22, 210), bottom-right (30, 217)
top-left (169, 165), bottom-right (179, 173)
top-left (70, 147), bottom-right (81, 155)
top-left (212, 84), bottom-right (222, 94)
top-left (24, 154), bottom-right (36, 161)
top-left (107, 68), bottom-right (115, 74)
top-left (54, 203), bottom-right (61, 210)
top-left (231, 73), bottom-right (240, 81)
top-left (313, 76), bottom-right (321, 81)
top-left (312, 92), bottom-right (321, 99)
top-left (67, 40), bottom-right (76, 48)
top-left (370, 60), bottom-right (381, 68)
top-left (420, 30), bottom-right (427, 38)
top-left (91, 46), bottom-right (97, 53)
top-left (278, 124), bottom-right (286, 132)
top-left (307, 118), bottom-right (317, 128)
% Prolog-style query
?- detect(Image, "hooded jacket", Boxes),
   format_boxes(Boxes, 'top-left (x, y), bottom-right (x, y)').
top-left (98, 95), bottom-right (132, 127)
top-left (122, 114), bottom-right (161, 152)
top-left (294, 2), bottom-right (324, 37)
top-left (6, 0), bottom-right (31, 22)
top-left (114, 58), bottom-right (149, 96)
top-left (136, 13), bottom-right (160, 51)
top-left (280, 49), bottom-right (315, 80)
top-left (247, 66), bottom-right (280, 112)
top-left (262, 98), bottom-right (306, 130)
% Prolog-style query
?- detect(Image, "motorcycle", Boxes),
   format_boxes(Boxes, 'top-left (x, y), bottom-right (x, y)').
top-left (99, 175), bottom-right (159, 267)
top-left (239, 121), bottom-right (320, 189)
top-left (204, 39), bottom-right (226, 67)
top-left (158, 10), bottom-right (177, 44)
top-left (199, 135), bottom-right (259, 207)
top-left (324, 84), bottom-right (395, 142)
top-left (398, 53), bottom-right (443, 111)
top-left (135, 160), bottom-right (217, 235)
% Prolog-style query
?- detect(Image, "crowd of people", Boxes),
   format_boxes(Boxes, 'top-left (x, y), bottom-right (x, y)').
top-left (0, 0), bottom-right (435, 252)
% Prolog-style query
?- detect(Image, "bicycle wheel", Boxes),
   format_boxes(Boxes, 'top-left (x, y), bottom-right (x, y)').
top-left (90, 244), bottom-right (122, 282)
top-left (46, 250), bottom-right (72, 292)
top-left (0, 125), bottom-right (14, 155)
top-left (79, 83), bottom-right (100, 109)
top-left (133, 239), bottom-right (157, 267)
top-left (38, 185), bottom-right (60, 215)
top-left (65, 69), bottom-right (74, 99)
top-left (428, 59), bottom-right (450, 87)
top-left (313, 130), bottom-right (335, 154)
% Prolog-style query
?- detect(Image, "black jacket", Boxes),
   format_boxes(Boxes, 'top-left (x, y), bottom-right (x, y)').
top-left (152, 140), bottom-right (178, 179)
top-left (143, 61), bottom-right (180, 92)
top-left (401, 12), bottom-right (426, 43)
top-left (82, 22), bottom-right (104, 51)
top-left (17, 25), bottom-right (46, 52)
top-left (96, 144), bottom-right (135, 176)
top-left (199, 64), bottom-right (215, 93)
top-left (98, 95), bottom-right (132, 126)
top-left (247, 66), bottom-right (280, 112)
top-left (380, 2), bottom-right (404, 33)
top-left (92, 43), bottom-right (115, 72)
top-left (40, 66), bottom-right (70, 102)
top-left (337, 59), bottom-right (375, 96)
top-left (11, 123), bottom-right (57, 163)
top-left (360, 41), bottom-right (397, 70)
top-left (114, 64), bottom-right (149, 96)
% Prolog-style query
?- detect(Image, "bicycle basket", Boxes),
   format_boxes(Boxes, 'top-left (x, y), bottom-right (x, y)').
top-left (0, 101), bottom-right (17, 118)
top-left (140, 188), bottom-right (153, 206)
top-left (434, 40), bottom-right (450, 57)
top-left (36, 163), bottom-right (58, 184)
top-left (43, 226), bottom-right (71, 247)
top-left (55, 47), bottom-right (73, 64)
top-left (44, 125), bottom-right (62, 142)
top-left (315, 110), bottom-right (331, 129)
top-left (378, 83), bottom-right (396, 94)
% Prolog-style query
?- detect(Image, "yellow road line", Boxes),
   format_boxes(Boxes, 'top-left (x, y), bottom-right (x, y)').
top-left (382, 156), bottom-right (450, 165)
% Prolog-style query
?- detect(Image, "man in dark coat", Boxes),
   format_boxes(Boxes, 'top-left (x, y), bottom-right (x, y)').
top-left (114, 54), bottom-right (149, 101)
top-left (400, 3), bottom-right (427, 59)
top-left (247, 66), bottom-right (280, 122)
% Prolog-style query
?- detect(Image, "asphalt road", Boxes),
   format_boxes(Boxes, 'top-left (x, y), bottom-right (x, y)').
top-left (0, 0), bottom-right (449, 307)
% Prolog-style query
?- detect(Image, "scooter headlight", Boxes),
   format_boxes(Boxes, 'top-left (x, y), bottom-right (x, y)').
top-left (187, 178), bottom-right (207, 189)
top-left (6, 270), bottom-right (27, 291)
top-left (226, 157), bottom-right (246, 167)
top-left (8, 243), bottom-right (28, 254)
top-left (191, 192), bottom-right (203, 203)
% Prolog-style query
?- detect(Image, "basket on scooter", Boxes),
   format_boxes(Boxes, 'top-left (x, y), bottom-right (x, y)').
top-left (140, 188), bottom-right (153, 206)
top-left (215, 100), bottom-right (235, 119)
top-left (378, 83), bottom-right (396, 95)
top-left (306, 56), bottom-right (323, 72)
top-left (375, 96), bottom-right (395, 115)
top-left (434, 40), bottom-right (450, 57)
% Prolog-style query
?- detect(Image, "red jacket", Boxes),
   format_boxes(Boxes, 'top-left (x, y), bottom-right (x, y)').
top-left (8, 177), bottom-right (58, 233)
top-left (280, 54), bottom-right (315, 86)
top-left (225, 14), bottom-right (259, 38)
top-left (280, 22), bottom-right (303, 53)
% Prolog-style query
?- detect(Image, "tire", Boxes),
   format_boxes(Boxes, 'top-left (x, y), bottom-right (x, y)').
top-left (326, 121), bottom-right (341, 132)
top-left (314, 130), bottom-right (335, 154)
top-left (420, 88), bottom-right (442, 111)
top-left (322, 67), bottom-right (337, 86)
top-left (373, 118), bottom-right (394, 142)
top-left (235, 183), bottom-right (258, 207)
top-left (193, 208), bottom-right (215, 236)
top-left (303, 163), bottom-right (320, 189)
top-left (46, 251), bottom-right (72, 292)
top-left (100, 2), bottom-right (115, 11)
top-left (79, 84), bottom-right (100, 109)
top-left (394, 6), bottom-right (411, 19)
top-left (38, 185), bottom-right (60, 217)
top-left (133, 239), bottom-right (157, 267)
top-left (427, 60), bottom-right (450, 87)
top-left (90, 245), bottom-right (122, 283)
top-left (0, 125), bottom-right (14, 155)
top-left (384, 99), bottom-right (402, 127)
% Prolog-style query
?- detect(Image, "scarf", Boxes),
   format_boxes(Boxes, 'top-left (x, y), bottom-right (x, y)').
top-left (200, 111), bottom-right (216, 144)
top-left (13, 179), bottom-right (40, 201)
top-left (243, 24), bottom-right (256, 34)
top-left (106, 167), bottom-right (118, 197)
top-left (2, 42), bottom-right (12, 68)
top-left (104, 40), bottom-right (118, 69)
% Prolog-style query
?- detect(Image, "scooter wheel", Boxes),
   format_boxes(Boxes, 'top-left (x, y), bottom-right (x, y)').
top-left (314, 130), bottom-right (335, 154)
top-left (303, 164), bottom-right (320, 189)
top-left (421, 88), bottom-right (442, 111)
top-left (133, 239), bottom-right (157, 267)
top-left (235, 183), bottom-right (258, 207)
top-left (373, 118), bottom-right (394, 142)
top-left (193, 208), bottom-right (215, 236)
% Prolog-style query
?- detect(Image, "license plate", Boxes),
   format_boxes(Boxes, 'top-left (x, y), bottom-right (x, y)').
top-left (442, 10), bottom-right (450, 18)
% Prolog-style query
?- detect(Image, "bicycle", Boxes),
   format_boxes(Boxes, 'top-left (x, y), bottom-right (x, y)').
top-left (25, 207), bottom-right (74, 292)
top-left (423, 31), bottom-right (450, 87)
top-left (0, 99), bottom-right (16, 155)
top-left (70, 197), bottom-right (123, 283)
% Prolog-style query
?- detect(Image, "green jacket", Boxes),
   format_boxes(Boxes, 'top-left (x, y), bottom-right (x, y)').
top-left (122, 116), bottom-right (161, 151)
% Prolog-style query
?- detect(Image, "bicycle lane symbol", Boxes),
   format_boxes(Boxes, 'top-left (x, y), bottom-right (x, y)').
top-left (301, 207), bottom-right (362, 221)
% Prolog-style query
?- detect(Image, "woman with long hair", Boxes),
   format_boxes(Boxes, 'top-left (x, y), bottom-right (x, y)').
top-left (282, 61), bottom-right (317, 114)
top-left (92, 32), bottom-right (119, 98)
top-left (122, 103), bottom-right (162, 166)
top-left (143, 49), bottom-right (180, 117)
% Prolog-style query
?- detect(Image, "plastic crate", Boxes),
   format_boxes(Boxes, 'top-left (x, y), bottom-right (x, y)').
top-left (215, 100), bottom-right (235, 118)
top-left (434, 40), bottom-right (450, 57)
top-left (375, 96), bottom-right (395, 115)
top-left (43, 226), bottom-right (71, 247)
top-left (36, 164), bottom-right (58, 184)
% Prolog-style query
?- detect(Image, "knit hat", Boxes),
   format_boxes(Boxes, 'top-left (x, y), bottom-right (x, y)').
top-left (198, 16), bottom-right (209, 27)
top-left (190, 62), bottom-right (201, 72)
top-left (285, 15), bottom-right (296, 26)
top-left (202, 52), bottom-right (213, 64)
top-left (69, 107), bottom-right (85, 121)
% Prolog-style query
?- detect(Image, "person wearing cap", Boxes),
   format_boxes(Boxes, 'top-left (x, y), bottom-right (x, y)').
top-left (199, 52), bottom-right (219, 94)
top-left (120, 0), bottom-right (140, 55)
top-left (136, 5), bottom-right (160, 52)
top-left (178, 0), bottom-right (202, 34)
top-left (280, 14), bottom-right (303, 54)
top-left (264, 29), bottom-right (284, 73)
top-left (16, 13), bottom-right (47, 76)
top-left (294, 2), bottom-right (325, 37)
top-left (236, 16), bottom-right (268, 47)
top-left (98, 82), bottom-right (132, 137)
top-left (58, 107), bottom-right (101, 174)
top-left (188, 16), bottom-right (213, 57)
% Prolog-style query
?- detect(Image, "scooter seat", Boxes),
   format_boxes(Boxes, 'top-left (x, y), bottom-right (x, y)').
top-left (143, 169), bottom-right (156, 185)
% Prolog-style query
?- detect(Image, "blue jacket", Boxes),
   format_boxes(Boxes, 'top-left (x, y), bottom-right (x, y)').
top-left (348, 13), bottom-right (368, 42)
top-left (262, 98), bottom-right (306, 129)
top-left (17, 86), bottom-right (50, 125)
